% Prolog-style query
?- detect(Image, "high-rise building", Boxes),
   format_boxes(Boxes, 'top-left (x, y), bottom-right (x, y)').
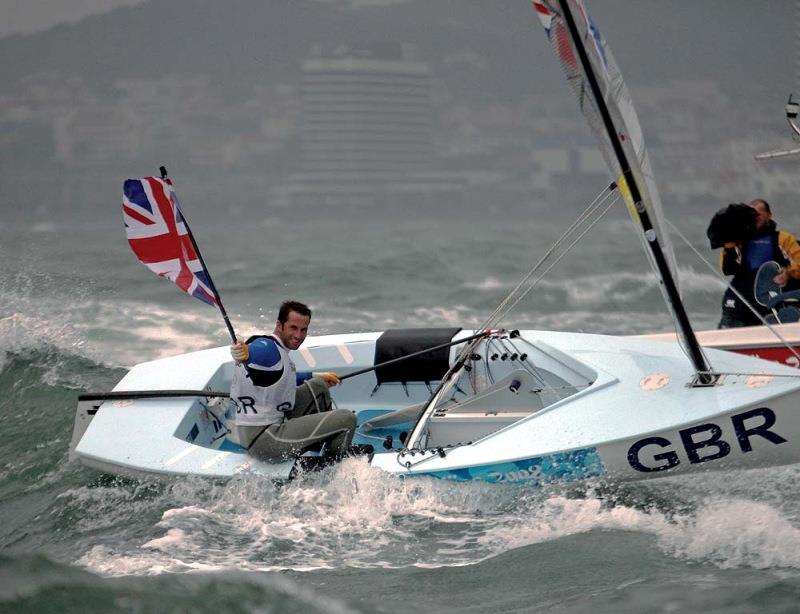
top-left (277, 43), bottom-right (439, 207)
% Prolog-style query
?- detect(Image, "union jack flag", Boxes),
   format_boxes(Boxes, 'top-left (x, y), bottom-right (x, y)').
top-left (122, 176), bottom-right (218, 306)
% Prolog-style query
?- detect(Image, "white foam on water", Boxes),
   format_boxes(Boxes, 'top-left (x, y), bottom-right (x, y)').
top-left (72, 461), bottom-right (800, 578)
top-left (464, 276), bottom-right (506, 291)
top-left (409, 304), bottom-right (481, 327)
top-left (78, 544), bottom-right (196, 576)
top-left (459, 492), bottom-right (800, 572)
top-left (0, 298), bottom-right (227, 369)
top-left (142, 527), bottom-right (188, 550)
top-left (75, 462), bottom-right (512, 575)
top-left (76, 544), bottom-right (362, 614)
top-left (106, 302), bottom-right (225, 364)
top-left (567, 271), bottom-right (657, 305)
top-left (0, 264), bottom-right (232, 368)
top-left (676, 266), bottom-right (728, 295)
top-left (0, 312), bottom-right (87, 359)
top-left (0, 311), bottom-right (102, 389)
top-left (658, 498), bottom-right (800, 569)
top-left (475, 494), bottom-right (670, 552)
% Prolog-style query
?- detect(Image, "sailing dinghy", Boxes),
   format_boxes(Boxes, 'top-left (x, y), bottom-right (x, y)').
top-left (71, 0), bottom-right (800, 485)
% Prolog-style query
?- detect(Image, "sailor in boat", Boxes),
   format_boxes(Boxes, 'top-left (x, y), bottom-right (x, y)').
top-left (229, 300), bottom-right (361, 462)
top-left (714, 199), bottom-right (800, 328)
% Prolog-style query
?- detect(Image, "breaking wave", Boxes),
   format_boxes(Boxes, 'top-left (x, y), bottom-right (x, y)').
top-left (57, 461), bottom-right (800, 577)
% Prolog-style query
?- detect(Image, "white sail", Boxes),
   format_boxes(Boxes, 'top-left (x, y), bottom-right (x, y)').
top-left (532, 0), bottom-right (714, 377)
top-left (532, 0), bottom-right (678, 286)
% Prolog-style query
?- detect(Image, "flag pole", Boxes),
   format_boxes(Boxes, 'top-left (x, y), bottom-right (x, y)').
top-left (160, 166), bottom-right (237, 344)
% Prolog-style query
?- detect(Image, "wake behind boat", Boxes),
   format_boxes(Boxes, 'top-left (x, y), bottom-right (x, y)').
top-left (71, 0), bottom-right (800, 486)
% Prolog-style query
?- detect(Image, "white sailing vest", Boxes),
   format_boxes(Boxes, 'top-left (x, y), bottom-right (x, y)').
top-left (230, 335), bottom-right (297, 428)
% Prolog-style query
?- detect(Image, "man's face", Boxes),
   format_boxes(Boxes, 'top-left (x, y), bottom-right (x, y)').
top-left (752, 201), bottom-right (772, 231)
top-left (275, 311), bottom-right (310, 350)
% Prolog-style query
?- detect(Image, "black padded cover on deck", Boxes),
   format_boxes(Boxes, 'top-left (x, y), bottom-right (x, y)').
top-left (374, 328), bottom-right (462, 384)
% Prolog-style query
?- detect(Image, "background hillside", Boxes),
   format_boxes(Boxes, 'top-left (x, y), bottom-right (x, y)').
top-left (1, 0), bottom-right (797, 224)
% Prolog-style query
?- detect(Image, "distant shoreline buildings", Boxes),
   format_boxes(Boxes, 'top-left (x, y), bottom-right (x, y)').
top-left (1, 46), bottom-right (798, 216)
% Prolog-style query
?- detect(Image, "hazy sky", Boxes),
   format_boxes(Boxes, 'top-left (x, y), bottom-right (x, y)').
top-left (0, 0), bottom-right (146, 38)
top-left (0, 0), bottom-right (413, 39)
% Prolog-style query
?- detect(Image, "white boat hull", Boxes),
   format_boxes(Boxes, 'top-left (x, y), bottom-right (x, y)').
top-left (71, 329), bottom-right (800, 485)
top-left (371, 396), bottom-right (800, 485)
top-left (370, 332), bottom-right (800, 484)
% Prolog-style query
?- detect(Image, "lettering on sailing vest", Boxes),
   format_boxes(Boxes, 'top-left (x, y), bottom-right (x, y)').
top-left (234, 396), bottom-right (257, 414)
top-left (627, 407), bottom-right (787, 472)
top-left (233, 397), bottom-right (292, 416)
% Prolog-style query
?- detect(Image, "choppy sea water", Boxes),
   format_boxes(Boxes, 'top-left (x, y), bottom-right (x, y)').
top-left (3, 201), bottom-right (800, 612)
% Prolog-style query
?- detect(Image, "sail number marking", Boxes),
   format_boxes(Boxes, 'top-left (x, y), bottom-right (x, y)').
top-left (627, 407), bottom-right (787, 472)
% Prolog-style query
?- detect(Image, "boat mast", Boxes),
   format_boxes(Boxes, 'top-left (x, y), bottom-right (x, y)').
top-left (557, 0), bottom-right (713, 381)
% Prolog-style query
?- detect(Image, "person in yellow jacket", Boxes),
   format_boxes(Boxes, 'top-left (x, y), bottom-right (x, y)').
top-left (718, 199), bottom-right (800, 328)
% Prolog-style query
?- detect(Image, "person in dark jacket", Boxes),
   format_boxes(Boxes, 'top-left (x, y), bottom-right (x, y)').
top-left (718, 199), bottom-right (800, 328)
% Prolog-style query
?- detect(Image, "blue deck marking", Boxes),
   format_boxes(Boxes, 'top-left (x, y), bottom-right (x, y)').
top-left (421, 447), bottom-right (605, 485)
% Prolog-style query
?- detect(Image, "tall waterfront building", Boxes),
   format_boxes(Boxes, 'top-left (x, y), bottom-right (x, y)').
top-left (278, 43), bottom-right (442, 207)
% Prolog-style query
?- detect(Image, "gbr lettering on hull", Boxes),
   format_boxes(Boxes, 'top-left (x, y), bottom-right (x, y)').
top-left (627, 407), bottom-right (788, 473)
